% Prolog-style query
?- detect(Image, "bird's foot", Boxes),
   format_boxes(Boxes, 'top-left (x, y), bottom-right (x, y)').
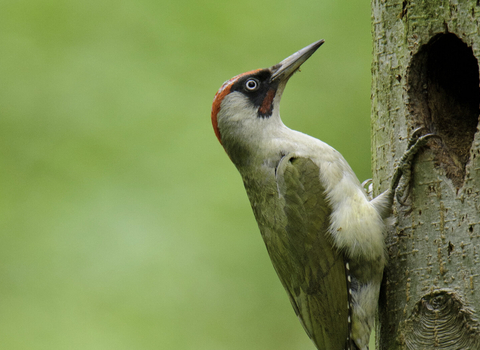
top-left (362, 179), bottom-right (373, 200)
top-left (390, 128), bottom-right (439, 204)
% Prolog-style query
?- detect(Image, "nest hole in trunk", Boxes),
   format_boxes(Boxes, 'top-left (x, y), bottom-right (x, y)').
top-left (407, 33), bottom-right (480, 189)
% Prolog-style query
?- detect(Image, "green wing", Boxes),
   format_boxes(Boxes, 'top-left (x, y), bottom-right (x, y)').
top-left (272, 155), bottom-right (350, 350)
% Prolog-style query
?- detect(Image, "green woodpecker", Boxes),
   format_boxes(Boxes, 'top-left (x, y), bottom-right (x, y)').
top-left (211, 40), bottom-right (431, 350)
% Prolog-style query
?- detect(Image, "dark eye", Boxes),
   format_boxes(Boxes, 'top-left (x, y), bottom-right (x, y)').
top-left (245, 78), bottom-right (259, 91)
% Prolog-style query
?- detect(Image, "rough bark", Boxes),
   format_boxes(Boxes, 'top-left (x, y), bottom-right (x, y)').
top-left (371, 1), bottom-right (480, 349)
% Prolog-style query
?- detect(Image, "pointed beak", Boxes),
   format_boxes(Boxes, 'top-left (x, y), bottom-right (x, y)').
top-left (270, 39), bottom-right (324, 82)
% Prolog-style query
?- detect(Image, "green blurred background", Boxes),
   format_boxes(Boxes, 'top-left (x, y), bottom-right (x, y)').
top-left (1, 1), bottom-right (372, 349)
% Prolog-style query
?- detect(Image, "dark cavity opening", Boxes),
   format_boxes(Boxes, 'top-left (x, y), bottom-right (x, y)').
top-left (407, 33), bottom-right (479, 189)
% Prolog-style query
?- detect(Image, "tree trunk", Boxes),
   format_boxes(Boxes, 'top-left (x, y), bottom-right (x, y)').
top-left (371, 1), bottom-right (480, 349)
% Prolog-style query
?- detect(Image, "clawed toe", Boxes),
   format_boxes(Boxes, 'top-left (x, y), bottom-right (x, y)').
top-left (362, 179), bottom-right (373, 200)
top-left (390, 130), bottom-right (440, 202)
top-left (406, 127), bottom-right (429, 150)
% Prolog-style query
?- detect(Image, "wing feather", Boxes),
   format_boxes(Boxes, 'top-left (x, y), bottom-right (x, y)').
top-left (272, 155), bottom-right (350, 350)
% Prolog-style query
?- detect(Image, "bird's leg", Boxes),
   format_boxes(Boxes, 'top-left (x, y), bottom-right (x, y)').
top-left (390, 128), bottom-right (439, 204)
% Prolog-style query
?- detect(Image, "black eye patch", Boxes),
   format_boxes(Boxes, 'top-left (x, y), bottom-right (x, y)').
top-left (230, 69), bottom-right (278, 118)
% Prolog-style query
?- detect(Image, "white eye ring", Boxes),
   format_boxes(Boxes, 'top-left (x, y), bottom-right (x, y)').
top-left (245, 78), bottom-right (259, 91)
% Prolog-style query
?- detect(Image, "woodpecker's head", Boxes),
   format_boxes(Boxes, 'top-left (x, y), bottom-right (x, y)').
top-left (211, 40), bottom-right (324, 164)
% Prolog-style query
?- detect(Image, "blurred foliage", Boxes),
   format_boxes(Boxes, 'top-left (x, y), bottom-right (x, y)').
top-left (0, 0), bottom-right (373, 349)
